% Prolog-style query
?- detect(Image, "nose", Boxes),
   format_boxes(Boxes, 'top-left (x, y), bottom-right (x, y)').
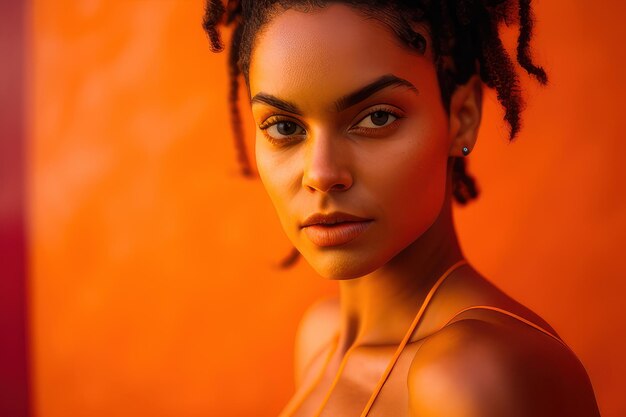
top-left (302, 134), bottom-right (353, 193)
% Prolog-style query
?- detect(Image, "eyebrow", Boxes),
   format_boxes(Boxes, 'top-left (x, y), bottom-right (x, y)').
top-left (250, 74), bottom-right (419, 115)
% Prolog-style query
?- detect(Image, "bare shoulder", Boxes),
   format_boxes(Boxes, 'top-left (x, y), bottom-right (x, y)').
top-left (407, 317), bottom-right (601, 417)
top-left (293, 295), bottom-right (340, 388)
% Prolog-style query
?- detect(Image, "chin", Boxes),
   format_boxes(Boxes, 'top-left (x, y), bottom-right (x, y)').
top-left (298, 246), bottom-right (388, 280)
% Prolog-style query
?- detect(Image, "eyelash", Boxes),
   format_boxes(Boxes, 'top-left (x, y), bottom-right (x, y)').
top-left (258, 106), bottom-right (404, 146)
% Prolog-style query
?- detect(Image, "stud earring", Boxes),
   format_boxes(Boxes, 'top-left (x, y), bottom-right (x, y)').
top-left (462, 146), bottom-right (470, 156)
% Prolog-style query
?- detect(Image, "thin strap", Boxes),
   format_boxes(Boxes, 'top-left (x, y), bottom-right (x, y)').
top-left (280, 332), bottom-right (340, 417)
top-left (440, 305), bottom-right (572, 352)
top-left (299, 332), bottom-right (340, 387)
top-left (358, 259), bottom-right (468, 416)
top-left (285, 259), bottom-right (468, 417)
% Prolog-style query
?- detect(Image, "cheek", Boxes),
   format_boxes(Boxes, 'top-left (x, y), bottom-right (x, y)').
top-left (255, 140), bottom-right (300, 231)
top-left (256, 140), bottom-right (283, 205)
top-left (366, 118), bottom-right (449, 235)
top-left (380, 153), bottom-right (443, 218)
top-left (394, 153), bottom-right (447, 224)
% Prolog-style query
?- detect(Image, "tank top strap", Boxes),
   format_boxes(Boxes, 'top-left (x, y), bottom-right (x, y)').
top-left (440, 305), bottom-right (569, 351)
top-left (358, 259), bottom-right (468, 417)
top-left (359, 305), bottom-right (571, 416)
top-left (293, 260), bottom-right (468, 417)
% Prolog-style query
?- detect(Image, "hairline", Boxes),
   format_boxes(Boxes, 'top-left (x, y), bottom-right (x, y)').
top-left (240, 2), bottom-right (435, 99)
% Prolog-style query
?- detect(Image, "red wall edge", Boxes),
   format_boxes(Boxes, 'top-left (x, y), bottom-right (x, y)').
top-left (0, 1), bottom-right (30, 416)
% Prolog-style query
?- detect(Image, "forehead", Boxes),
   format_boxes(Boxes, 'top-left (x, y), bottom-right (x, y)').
top-left (248, 4), bottom-right (434, 106)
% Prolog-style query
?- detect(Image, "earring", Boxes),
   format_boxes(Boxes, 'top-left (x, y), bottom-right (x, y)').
top-left (462, 146), bottom-right (470, 156)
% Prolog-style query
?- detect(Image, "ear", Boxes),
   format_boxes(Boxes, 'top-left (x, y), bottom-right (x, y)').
top-left (448, 74), bottom-right (483, 157)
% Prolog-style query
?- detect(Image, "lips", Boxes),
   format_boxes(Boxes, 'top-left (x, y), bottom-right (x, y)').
top-left (301, 211), bottom-right (373, 247)
top-left (301, 211), bottom-right (372, 228)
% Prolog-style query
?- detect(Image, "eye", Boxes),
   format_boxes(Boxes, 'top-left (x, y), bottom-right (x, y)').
top-left (354, 110), bottom-right (398, 129)
top-left (260, 119), bottom-right (306, 144)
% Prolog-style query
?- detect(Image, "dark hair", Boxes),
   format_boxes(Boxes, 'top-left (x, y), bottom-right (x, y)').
top-left (203, 0), bottom-right (547, 267)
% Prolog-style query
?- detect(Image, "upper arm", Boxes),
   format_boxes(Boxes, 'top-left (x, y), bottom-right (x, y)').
top-left (293, 295), bottom-right (339, 388)
top-left (407, 319), bottom-right (601, 417)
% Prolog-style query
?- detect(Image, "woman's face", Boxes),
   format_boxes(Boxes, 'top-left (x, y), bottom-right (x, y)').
top-left (249, 4), bottom-right (455, 279)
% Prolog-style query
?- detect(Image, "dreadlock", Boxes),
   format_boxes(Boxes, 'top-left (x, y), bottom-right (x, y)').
top-left (202, 0), bottom-right (547, 267)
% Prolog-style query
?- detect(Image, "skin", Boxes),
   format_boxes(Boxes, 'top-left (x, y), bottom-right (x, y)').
top-left (247, 4), bottom-right (601, 417)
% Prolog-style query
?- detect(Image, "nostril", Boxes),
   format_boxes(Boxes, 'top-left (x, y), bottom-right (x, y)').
top-left (302, 168), bottom-right (353, 193)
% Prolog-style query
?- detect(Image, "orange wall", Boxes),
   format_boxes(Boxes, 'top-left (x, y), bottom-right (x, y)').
top-left (28, 1), bottom-right (626, 417)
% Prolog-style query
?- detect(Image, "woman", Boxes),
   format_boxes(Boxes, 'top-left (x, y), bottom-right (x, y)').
top-left (203, 1), bottom-right (601, 416)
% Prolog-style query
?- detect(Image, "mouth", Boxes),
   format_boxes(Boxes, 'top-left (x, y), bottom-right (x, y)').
top-left (301, 211), bottom-right (372, 228)
top-left (301, 219), bottom-right (373, 247)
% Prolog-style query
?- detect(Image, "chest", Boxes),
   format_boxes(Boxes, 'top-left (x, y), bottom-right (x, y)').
top-left (281, 340), bottom-right (426, 417)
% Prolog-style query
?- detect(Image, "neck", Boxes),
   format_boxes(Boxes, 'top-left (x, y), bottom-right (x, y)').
top-left (336, 175), bottom-right (464, 354)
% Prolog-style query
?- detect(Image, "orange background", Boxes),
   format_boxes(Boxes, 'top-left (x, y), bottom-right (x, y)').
top-left (27, 1), bottom-right (625, 417)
